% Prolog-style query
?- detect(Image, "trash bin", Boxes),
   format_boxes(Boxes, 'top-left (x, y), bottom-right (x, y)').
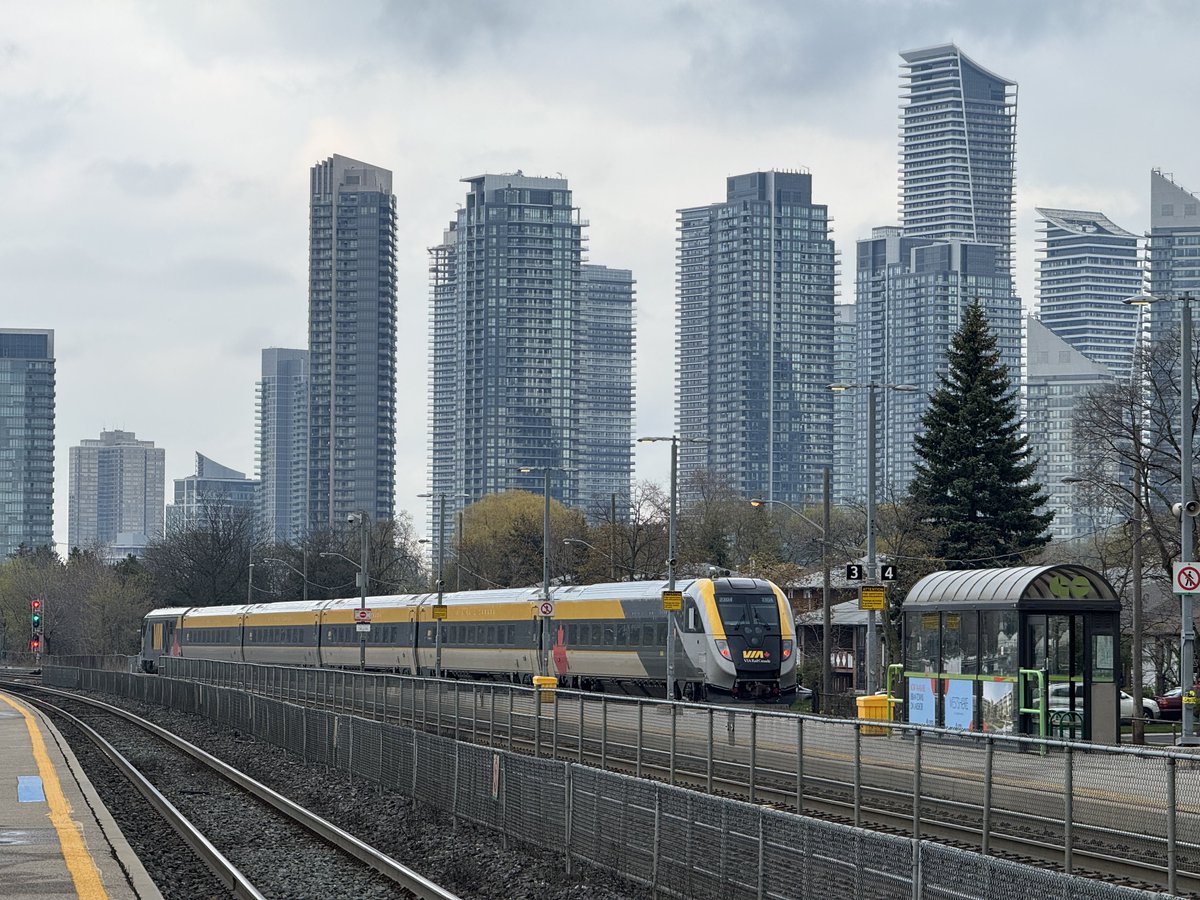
top-left (856, 694), bottom-right (891, 735)
top-left (533, 675), bottom-right (557, 704)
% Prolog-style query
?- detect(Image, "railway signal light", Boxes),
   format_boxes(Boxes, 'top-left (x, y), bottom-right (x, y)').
top-left (31, 598), bottom-right (42, 630)
top-left (30, 637), bottom-right (40, 652)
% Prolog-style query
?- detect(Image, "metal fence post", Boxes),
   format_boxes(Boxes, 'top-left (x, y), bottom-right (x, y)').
top-left (491, 687), bottom-right (496, 747)
top-left (651, 788), bottom-right (661, 892)
top-left (636, 700), bottom-right (644, 778)
top-left (707, 707), bottom-right (714, 794)
top-left (853, 722), bottom-right (862, 828)
top-left (983, 736), bottom-right (993, 855)
top-left (670, 702), bottom-right (677, 785)
top-left (796, 716), bottom-right (804, 813)
top-left (535, 698), bottom-right (543, 758)
top-left (472, 683), bottom-right (478, 743)
top-left (749, 712), bottom-right (757, 802)
top-left (564, 763), bottom-right (573, 876)
top-left (912, 729), bottom-right (922, 840)
top-left (1064, 743), bottom-right (1074, 874)
top-left (552, 691), bottom-right (560, 759)
top-left (757, 808), bottom-right (765, 900)
top-left (578, 695), bottom-right (584, 763)
top-left (451, 741), bottom-right (459, 833)
top-left (601, 696), bottom-right (608, 770)
top-left (436, 680), bottom-right (443, 737)
top-left (507, 688), bottom-right (514, 753)
top-left (1168, 754), bottom-right (1178, 895)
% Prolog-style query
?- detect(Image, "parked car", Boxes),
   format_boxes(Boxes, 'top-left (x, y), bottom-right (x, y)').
top-left (1046, 683), bottom-right (1159, 722)
top-left (1153, 685), bottom-right (1200, 720)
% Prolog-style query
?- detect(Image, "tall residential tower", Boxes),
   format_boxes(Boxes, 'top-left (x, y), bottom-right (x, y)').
top-left (257, 348), bottom-right (309, 542)
top-left (0, 329), bottom-right (55, 557)
top-left (68, 430), bottom-right (165, 558)
top-left (307, 155), bottom-right (396, 530)
top-left (846, 45), bottom-right (1020, 501)
top-left (676, 171), bottom-right (836, 504)
top-left (1035, 208), bottom-right (1141, 378)
top-left (428, 173), bottom-right (634, 537)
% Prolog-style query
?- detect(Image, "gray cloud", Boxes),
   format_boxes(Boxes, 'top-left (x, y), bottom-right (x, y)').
top-left (89, 159), bottom-right (196, 197)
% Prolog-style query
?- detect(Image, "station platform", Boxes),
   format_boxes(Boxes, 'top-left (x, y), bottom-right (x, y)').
top-left (0, 689), bottom-right (162, 900)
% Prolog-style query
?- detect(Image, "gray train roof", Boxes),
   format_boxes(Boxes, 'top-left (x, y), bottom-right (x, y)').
top-left (905, 565), bottom-right (1119, 610)
top-left (144, 576), bottom-right (782, 621)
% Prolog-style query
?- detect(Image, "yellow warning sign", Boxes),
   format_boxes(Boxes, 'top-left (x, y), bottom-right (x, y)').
top-left (860, 586), bottom-right (885, 610)
top-left (432, 605), bottom-right (448, 620)
top-left (662, 590), bottom-right (684, 611)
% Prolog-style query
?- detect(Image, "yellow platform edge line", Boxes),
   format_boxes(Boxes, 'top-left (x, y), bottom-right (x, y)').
top-left (0, 692), bottom-right (109, 899)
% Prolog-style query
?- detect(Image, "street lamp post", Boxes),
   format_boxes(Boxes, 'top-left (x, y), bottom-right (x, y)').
top-left (829, 382), bottom-right (917, 692)
top-left (638, 435), bottom-right (710, 700)
top-left (247, 558), bottom-right (254, 604)
top-left (519, 467), bottom-right (567, 677)
top-left (419, 493), bottom-right (457, 678)
top-left (321, 511), bottom-right (369, 671)
top-left (1126, 291), bottom-right (1198, 744)
top-left (751, 465), bottom-right (833, 708)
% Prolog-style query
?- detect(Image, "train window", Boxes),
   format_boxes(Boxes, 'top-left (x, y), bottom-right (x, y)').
top-left (483, 625), bottom-right (493, 644)
top-left (603, 624), bottom-right (615, 644)
top-left (586, 624), bottom-right (597, 646)
top-left (567, 624), bottom-right (577, 644)
top-left (656, 623), bottom-right (667, 645)
top-left (507, 624), bottom-right (516, 644)
top-left (643, 624), bottom-right (655, 645)
top-left (616, 624), bottom-right (627, 644)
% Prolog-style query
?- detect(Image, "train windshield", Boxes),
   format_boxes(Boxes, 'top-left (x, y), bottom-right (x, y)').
top-left (715, 594), bottom-right (780, 630)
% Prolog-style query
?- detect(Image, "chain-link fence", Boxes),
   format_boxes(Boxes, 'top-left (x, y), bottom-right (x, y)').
top-left (45, 662), bottom-right (1176, 899)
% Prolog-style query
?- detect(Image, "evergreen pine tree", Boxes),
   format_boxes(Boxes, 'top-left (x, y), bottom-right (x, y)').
top-left (909, 301), bottom-right (1053, 567)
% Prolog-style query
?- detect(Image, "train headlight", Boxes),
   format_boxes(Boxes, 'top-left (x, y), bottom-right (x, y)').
top-left (716, 639), bottom-right (732, 660)
top-left (782, 639), bottom-right (793, 661)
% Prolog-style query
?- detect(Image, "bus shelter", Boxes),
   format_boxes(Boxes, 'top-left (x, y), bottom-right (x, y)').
top-left (897, 565), bottom-right (1121, 743)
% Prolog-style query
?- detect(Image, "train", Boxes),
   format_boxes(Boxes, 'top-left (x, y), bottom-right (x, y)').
top-left (140, 575), bottom-right (797, 703)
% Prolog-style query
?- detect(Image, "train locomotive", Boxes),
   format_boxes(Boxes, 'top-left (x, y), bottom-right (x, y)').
top-left (141, 576), bottom-right (796, 702)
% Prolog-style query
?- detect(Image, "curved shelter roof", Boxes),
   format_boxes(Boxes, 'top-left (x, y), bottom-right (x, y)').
top-left (905, 565), bottom-right (1119, 610)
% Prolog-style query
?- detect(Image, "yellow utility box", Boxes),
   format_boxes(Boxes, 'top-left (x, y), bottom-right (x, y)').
top-left (856, 694), bottom-right (891, 736)
top-left (533, 675), bottom-right (557, 704)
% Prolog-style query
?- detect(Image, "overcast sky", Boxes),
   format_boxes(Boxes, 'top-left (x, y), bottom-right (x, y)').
top-left (4, 0), bottom-right (1199, 551)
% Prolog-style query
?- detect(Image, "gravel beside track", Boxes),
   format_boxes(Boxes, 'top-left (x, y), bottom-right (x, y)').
top-left (45, 690), bottom-right (649, 900)
top-left (40, 694), bottom-right (414, 899)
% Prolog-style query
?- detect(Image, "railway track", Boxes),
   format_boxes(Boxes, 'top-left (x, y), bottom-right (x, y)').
top-left (15, 686), bottom-right (460, 900)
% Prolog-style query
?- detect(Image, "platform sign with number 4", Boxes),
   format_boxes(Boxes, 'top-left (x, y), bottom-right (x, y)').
top-left (881, 564), bottom-right (898, 581)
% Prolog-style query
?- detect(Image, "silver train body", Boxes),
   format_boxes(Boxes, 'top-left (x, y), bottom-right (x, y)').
top-left (140, 576), bottom-right (797, 702)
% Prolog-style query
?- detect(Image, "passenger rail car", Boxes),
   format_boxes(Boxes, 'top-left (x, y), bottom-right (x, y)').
top-left (141, 577), bottom-right (797, 702)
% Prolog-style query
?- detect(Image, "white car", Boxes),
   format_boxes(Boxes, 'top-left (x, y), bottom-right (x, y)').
top-left (1046, 683), bottom-right (1159, 722)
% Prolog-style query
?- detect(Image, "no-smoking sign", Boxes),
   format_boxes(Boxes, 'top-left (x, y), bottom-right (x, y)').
top-left (538, 600), bottom-right (555, 617)
top-left (1173, 562), bottom-right (1200, 595)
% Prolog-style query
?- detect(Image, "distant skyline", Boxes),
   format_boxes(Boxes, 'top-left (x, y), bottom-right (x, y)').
top-left (4, 1), bottom-right (1199, 550)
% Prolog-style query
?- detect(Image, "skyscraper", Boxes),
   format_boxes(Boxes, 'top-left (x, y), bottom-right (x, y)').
top-left (1025, 317), bottom-right (1115, 542)
top-left (257, 348), bottom-right (309, 543)
top-left (0, 329), bottom-right (54, 557)
top-left (307, 155), bottom-right (396, 531)
top-left (167, 453), bottom-right (259, 533)
top-left (853, 229), bottom-right (1014, 497)
top-left (68, 430), bottom-right (165, 559)
top-left (428, 173), bottom-right (634, 535)
top-left (1148, 168), bottom-right (1200, 344)
top-left (846, 46), bottom-right (1020, 501)
top-left (900, 43), bottom-right (1018, 275)
top-left (676, 171), bottom-right (836, 504)
top-left (1035, 208), bottom-right (1141, 377)
top-left (578, 265), bottom-right (635, 514)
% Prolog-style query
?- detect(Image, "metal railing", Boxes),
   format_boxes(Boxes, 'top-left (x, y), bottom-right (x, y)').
top-left (44, 662), bottom-right (1170, 900)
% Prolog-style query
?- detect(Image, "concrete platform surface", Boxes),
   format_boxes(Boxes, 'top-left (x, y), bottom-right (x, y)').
top-left (0, 690), bottom-right (162, 900)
